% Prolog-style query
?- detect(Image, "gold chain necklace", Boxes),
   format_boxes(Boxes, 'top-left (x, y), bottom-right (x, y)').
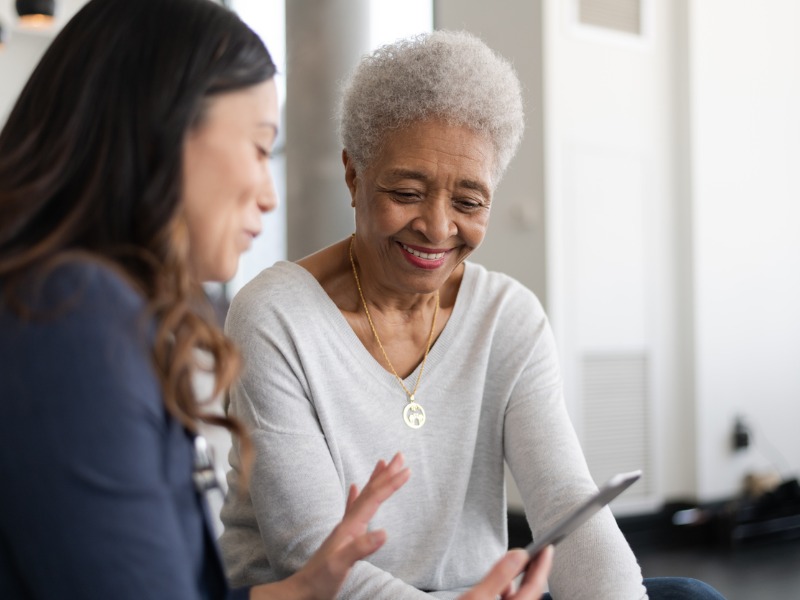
top-left (348, 236), bottom-right (439, 429)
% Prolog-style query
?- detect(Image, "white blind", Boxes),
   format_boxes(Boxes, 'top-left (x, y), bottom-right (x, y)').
top-left (581, 352), bottom-right (652, 498)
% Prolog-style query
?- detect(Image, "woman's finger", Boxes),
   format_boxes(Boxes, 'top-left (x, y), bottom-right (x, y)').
top-left (369, 458), bottom-right (387, 479)
top-left (458, 546), bottom-right (553, 600)
top-left (341, 454), bottom-right (409, 528)
top-left (345, 483), bottom-right (359, 511)
top-left (287, 457), bottom-right (409, 600)
top-left (340, 467), bottom-right (410, 531)
top-left (458, 550), bottom-right (529, 599)
top-left (514, 546), bottom-right (554, 600)
top-left (316, 455), bottom-right (410, 558)
top-left (327, 528), bottom-right (388, 576)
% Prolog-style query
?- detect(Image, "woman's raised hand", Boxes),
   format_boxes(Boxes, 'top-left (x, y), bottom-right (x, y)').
top-left (252, 453), bottom-right (551, 600)
top-left (459, 545), bottom-right (554, 600)
top-left (252, 453), bottom-right (410, 600)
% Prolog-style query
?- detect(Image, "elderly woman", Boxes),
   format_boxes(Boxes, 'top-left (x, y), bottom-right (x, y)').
top-left (219, 31), bottom-right (724, 600)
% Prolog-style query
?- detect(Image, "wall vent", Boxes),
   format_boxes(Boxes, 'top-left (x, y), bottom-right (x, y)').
top-left (578, 0), bottom-right (642, 35)
top-left (581, 352), bottom-right (651, 499)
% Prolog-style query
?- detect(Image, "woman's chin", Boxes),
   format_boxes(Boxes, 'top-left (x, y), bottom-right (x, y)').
top-left (196, 260), bottom-right (238, 284)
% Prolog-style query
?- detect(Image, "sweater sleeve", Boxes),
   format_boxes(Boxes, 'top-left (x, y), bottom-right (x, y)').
top-left (220, 272), bottom-right (434, 599)
top-left (0, 265), bottom-right (230, 599)
top-left (501, 293), bottom-right (648, 600)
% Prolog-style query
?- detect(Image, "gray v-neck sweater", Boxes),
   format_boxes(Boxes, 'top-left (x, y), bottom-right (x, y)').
top-left (219, 261), bottom-right (646, 599)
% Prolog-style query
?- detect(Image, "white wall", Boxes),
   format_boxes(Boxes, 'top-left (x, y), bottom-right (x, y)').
top-left (689, 0), bottom-right (800, 500)
top-left (0, 33), bottom-right (49, 123)
top-left (0, 0), bottom-right (88, 122)
top-left (542, 0), bottom-right (685, 511)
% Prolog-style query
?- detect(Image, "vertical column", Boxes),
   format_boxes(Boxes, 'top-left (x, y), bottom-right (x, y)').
top-left (434, 0), bottom-right (546, 303)
top-left (285, 0), bottom-right (370, 260)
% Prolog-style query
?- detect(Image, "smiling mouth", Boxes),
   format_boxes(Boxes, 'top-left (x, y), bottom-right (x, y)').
top-left (400, 242), bottom-right (447, 260)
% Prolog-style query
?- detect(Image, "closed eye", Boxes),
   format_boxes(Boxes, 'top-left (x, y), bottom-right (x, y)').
top-left (391, 191), bottom-right (422, 202)
top-left (455, 198), bottom-right (486, 211)
top-left (256, 144), bottom-right (272, 160)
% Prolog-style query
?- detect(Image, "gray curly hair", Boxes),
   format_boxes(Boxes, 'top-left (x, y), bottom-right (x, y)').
top-left (338, 30), bottom-right (524, 187)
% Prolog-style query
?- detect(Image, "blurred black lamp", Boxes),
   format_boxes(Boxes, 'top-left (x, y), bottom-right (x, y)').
top-left (16, 0), bottom-right (55, 27)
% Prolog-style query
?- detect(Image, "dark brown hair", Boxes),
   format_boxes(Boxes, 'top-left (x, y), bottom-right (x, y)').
top-left (0, 0), bottom-right (276, 465)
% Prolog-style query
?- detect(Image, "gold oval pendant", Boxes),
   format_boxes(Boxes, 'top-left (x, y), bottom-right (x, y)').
top-left (403, 401), bottom-right (426, 429)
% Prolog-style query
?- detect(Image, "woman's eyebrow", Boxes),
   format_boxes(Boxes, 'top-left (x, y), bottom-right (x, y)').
top-left (386, 168), bottom-right (428, 182)
top-left (459, 178), bottom-right (491, 198)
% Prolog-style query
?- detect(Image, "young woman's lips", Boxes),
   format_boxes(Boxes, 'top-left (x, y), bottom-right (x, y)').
top-left (397, 241), bottom-right (450, 269)
top-left (240, 229), bottom-right (260, 250)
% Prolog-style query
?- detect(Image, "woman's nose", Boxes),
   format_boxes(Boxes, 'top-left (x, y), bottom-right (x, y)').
top-left (258, 167), bottom-right (278, 214)
top-left (412, 196), bottom-right (455, 242)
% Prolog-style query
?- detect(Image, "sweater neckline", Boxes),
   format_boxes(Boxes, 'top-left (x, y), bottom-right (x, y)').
top-left (279, 260), bottom-right (477, 394)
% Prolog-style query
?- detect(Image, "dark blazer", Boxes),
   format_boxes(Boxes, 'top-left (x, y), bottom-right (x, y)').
top-left (0, 263), bottom-right (247, 600)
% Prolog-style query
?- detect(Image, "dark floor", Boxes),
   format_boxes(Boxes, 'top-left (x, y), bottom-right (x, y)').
top-left (508, 506), bottom-right (800, 600)
top-left (636, 539), bottom-right (800, 600)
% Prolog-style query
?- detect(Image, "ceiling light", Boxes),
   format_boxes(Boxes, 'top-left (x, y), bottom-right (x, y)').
top-left (16, 0), bottom-right (56, 28)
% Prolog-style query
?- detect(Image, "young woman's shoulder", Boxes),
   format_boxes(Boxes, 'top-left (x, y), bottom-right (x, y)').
top-left (43, 259), bottom-right (146, 313)
top-left (0, 258), bottom-right (159, 417)
top-left (0, 258), bottom-right (145, 318)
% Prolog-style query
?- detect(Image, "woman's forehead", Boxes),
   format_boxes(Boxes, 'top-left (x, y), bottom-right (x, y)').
top-left (370, 120), bottom-right (495, 190)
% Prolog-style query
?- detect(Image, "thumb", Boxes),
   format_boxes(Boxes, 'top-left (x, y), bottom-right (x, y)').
top-left (460, 550), bottom-right (529, 599)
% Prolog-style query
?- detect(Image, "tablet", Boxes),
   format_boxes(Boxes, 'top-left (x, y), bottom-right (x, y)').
top-left (525, 470), bottom-right (642, 558)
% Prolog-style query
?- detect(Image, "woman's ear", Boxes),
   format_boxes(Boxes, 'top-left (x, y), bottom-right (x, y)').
top-left (342, 149), bottom-right (357, 207)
